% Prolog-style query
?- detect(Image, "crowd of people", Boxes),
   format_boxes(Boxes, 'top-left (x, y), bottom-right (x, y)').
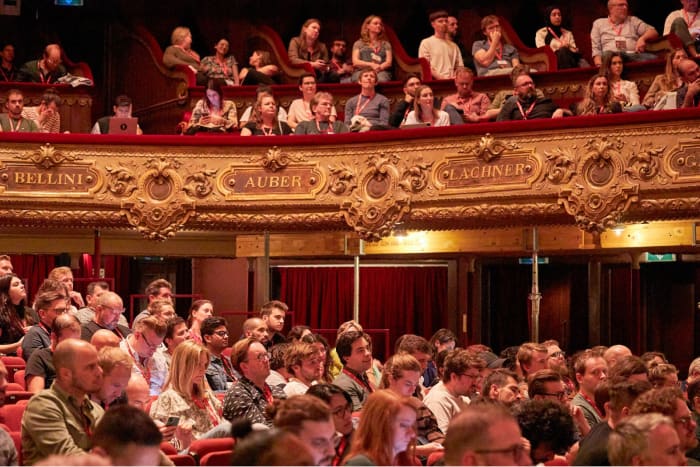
top-left (0, 253), bottom-right (699, 466)
top-left (1, 2), bottom-right (699, 135)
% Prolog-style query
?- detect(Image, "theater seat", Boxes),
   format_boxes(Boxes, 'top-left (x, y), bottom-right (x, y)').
top-left (12, 370), bottom-right (25, 390)
top-left (1, 357), bottom-right (25, 382)
top-left (5, 391), bottom-right (33, 404)
top-left (0, 404), bottom-right (25, 432)
top-left (168, 454), bottom-right (196, 466)
top-left (200, 449), bottom-right (233, 466)
top-left (160, 441), bottom-right (178, 455)
top-left (188, 438), bottom-right (235, 463)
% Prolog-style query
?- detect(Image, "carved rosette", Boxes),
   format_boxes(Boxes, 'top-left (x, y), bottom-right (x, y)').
top-left (557, 137), bottom-right (638, 234)
top-left (119, 158), bottom-right (197, 240)
top-left (104, 165), bottom-right (137, 197)
top-left (625, 142), bottom-right (666, 183)
top-left (334, 153), bottom-right (433, 241)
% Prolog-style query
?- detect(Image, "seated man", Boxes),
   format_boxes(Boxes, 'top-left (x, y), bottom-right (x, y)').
top-left (80, 291), bottom-right (132, 342)
top-left (283, 342), bottom-right (323, 396)
top-left (677, 58), bottom-right (700, 107)
top-left (0, 88), bottom-right (39, 132)
top-left (18, 43), bottom-right (66, 84)
top-left (22, 279), bottom-right (69, 362)
top-left (26, 314), bottom-right (82, 393)
top-left (332, 330), bottom-right (374, 411)
top-left (441, 67), bottom-right (491, 124)
top-left (0, 43), bottom-right (16, 82)
top-left (608, 413), bottom-right (686, 465)
top-left (21, 339), bottom-right (105, 465)
top-left (294, 92), bottom-right (349, 135)
top-left (21, 89), bottom-right (62, 133)
top-left (590, 0), bottom-right (659, 67)
top-left (90, 346), bottom-right (132, 409)
top-left (74, 281), bottom-right (128, 328)
top-left (326, 38), bottom-right (353, 84)
top-left (90, 94), bottom-right (143, 135)
top-left (664, 0), bottom-right (700, 58)
top-left (343, 68), bottom-right (390, 128)
top-left (418, 10), bottom-right (464, 79)
top-left (202, 316), bottom-right (237, 392)
top-left (119, 316), bottom-right (167, 395)
top-left (389, 74), bottom-right (422, 128)
top-left (496, 72), bottom-right (565, 121)
top-left (90, 405), bottom-right (162, 465)
top-left (472, 15), bottom-right (520, 77)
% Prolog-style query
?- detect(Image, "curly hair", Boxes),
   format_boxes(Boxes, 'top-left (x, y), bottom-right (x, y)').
top-left (515, 399), bottom-right (575, 462)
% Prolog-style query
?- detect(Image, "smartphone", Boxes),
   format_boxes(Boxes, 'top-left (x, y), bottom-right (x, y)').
top-left (165, 416), bottom-right (180, 427)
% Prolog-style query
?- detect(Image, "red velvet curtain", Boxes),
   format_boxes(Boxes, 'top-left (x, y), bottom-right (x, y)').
top-left (277, 265), bottom-right (448, 349)
top-left (10, 255), bottom-right (56, 302)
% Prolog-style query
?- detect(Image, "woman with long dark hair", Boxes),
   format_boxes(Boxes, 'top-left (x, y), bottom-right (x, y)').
top-left (0, 273), bottom-right (27, 354)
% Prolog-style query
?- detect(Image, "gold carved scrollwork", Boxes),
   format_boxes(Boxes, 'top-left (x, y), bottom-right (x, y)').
top-left (252, 146), bottom-right (307, 172)
top-left (17, 143), bottom-right (79, 169)
top-left (625, 142), bottom-right (667, 184)
top-left (184, 169), bottom-right (218, 198)
top-left (104, 165), bottom-right (137, 197)
top-left (460, 133), bottom-right (519, 163)
top-left (557, 137), bottom-right (638, 234)
top-left (119, 158), bottom-right (196, 241)
top-left (327, 162), bottom-right (357, 196)
top-left (336, 153), bottom-right (432, 241)
top-left (543, 147), bottom-right (577, 185)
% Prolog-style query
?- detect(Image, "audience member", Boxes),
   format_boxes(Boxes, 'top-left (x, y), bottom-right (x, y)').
top-left (535, 6), bottom-right (585, 69)
top-left (0, 273), bottom-right (28, 354)
top-left (199, 38), bottom-right (240, 85)
top-left (120, 316), bottom-right (167, 395)
top-left (0, 43), bottom-right (16, 81)
top-left (154, 316), bottom-right (189, 377)
top-left (0, 255), bottom-right (12, 276)
top-left (644, 48), bottom-right (687, 109)
top-left (609, 355), bottom-right (648, 382)
top-left (590, 0), bottom-right (659, 67)
top-left (516, 399), bottom-right (576, 464)
top-left (89, 329), bottom-right (121, 351)
top-left (223, 337), bottom-right (286, 427)
top-left (332, 330), bottom-right (374, 411)
top-left (419, 10), bottom-right (464, 79)
top-left (447, 15), bottom-right (470, 70)
top-left (239, 85), bottom-right (287, 126)
top-left (303, 333), bottom-right (335, 384)
top-left (602, 52), bottom-right (645, 111)
top-left (441, 67), bottom-right (490, 124)
top-left (343, 68), bottom-right (390, 127)
top-left (150, 340), bottom-right (226, 451)
top-left (389, 74), bottom-right (422, 127)
top-left (351, 15), bottom-right (392, 82)
top-left (242, 317), bottom-right (271, 347)
top-left (608, 413), bottom-right (686, 465)
top-left (0, 361), bottom-right (17, 465)
top-left (306, 383), bottom-right (355, 465)
top-left (403, 85), bottom-right (450, 127)
top-left (185, 78), bottom-right (237, 134)
top-left (664, 0), bottom-right (700, 58)
top-left (641, 350), bottom-right (668, 367)
top-left (576, 74), bottom-right (623, 115)
top-left (687, 378), bottom-right (700, 461)
top-left (443, 402), bottom-right (531, 466)
top-left (90, 405), bottom-right (162, 465)
top-left (80, 291), bottom-right (131, 342)
top-left (517, 342), bottom-right (548, 380)
top-left (496, 72), bottom-right (562, 121)
top-left (572, 349), bottom-right (608, 428)
top-left (133, 278), bottom-right (173, 325)
top-left (481, 368), bottom-right (522, 406)
top-left (186, 298), bottom-right (212, 344)
top-left (90, 94), bottom-right (143, 135)
top-left (648, 362), bottom-right (679, 388)
top-left (162, 26), bottom-right (200, 70)
top-left (473, 15), bottom-right (520, 76)
top-left (0, 88), bottom-right (39, 132)
top-left (47, 267), bottom-right (83, 311)
top-left (201, 316), bottom-right (236, 391)
top-left (260, 300), bottom-right (288, 346)
top-left (288, 74), bottom-right (337, 130)
top-left (283, 342), bottom-right (322, 396)
top-left (326, 38), bottom-right (353, 83)
top-left (288, 19), bottom-right (329, 80)
top-left (266, 342), bottom-right (290, 388)
top-left (423, 349), bottom-right (486, 433)
top-left (26, 313), bottom-right (81, 393)
top-left (21, 339), bottom-right (104, 465)
top-left (344, 390), bottom-right (418, 466)
top-left (238, 50), bottom-right (280, 85)
top-left (22, 89), bottom-right (62, 133)
top-left (18, 43), bottom-right (66, 84)
top-left (423, 328), bottom-right (456, 387)
top-left (677, 57), bottom-right (700, 107)
top-left (271, 394), bottom-right (337, 466)
top-left (230, 424), bottom-right (314, 465)
top-left (240, 92), bottom-right (293, 136)
top-left (92, 346), bottom-right (132, 408)
top-left (74, 281), bottom-right (122, 326)
top-left (22, 279), bottom-right (68, 361)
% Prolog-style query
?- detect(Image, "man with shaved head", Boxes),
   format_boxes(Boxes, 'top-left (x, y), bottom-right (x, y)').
top-left (25, 313), bottom-right (81, 393)
top-left (18, 43), bottom-right (67, 83)
top-left (90, 329), bottom-right (121, 351)
top-left (604, 344), bottom-right (633, 370)
top-left (242, 317), bottom-right (270, 347)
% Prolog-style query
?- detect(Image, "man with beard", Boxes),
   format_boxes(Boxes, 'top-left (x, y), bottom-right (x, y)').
top-left (202, 316), bottom-right (237, 391)
top-left (326, 39), bottom-right (353, 83)
top-left (0, 89), bottom-right (39, 132)
top-left (389, 74), bottom-right (422, 127)
top-left (424, 349), bottom-right (486, 433)
top-left (21, 339), bottom-right (105, 465)
top-left (497, 73), bottom-right (562, 121)
top-left (284, 342), bottom-right (323, 396)
top-left (481, 369), bottom-right (522, 407)
top-left (242, 317), bottom-right (271, 347)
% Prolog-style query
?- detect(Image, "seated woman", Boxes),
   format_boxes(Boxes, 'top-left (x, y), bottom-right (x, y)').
top-left (240, 92), bottom-right (293, 136)
top-left (534, 6), bottom-right (585, 69)
top-left (351, 15), bottom-right (393, 82)
top-left (602, 52), bottom-right (645, 112)
top-left (150, 340), bottom-right (229, 451)
top-left (403, 85), bottom-right (450, 127)
top-left (295, 91), bottom-right (348, 135)
top-left (287, 73), bottom-right (337, 130)
top-left (575, 74), bottom-right (622, 116)
top-left (238, 50), bottom-right (280, 86)
top-left (472, 15), bottom-right (520, 77)
top-left (186, 299), bottom-right (213, 345)
top-left (288, 18), bottom-right (329, 80)
top-left (344, 390), bottom-right (419, 466)
top-left (643, 48), bottom-right (687, 110)
top-left (185, 79), bottom-right (238, 134)
top-left (163, 26), bottom-right (200, 71)
top-left (199, 38), bottom-right (240, 86)
top-left (0, 273), bottom-right (27, 355)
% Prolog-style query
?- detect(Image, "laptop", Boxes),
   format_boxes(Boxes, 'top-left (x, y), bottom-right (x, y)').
top-left (108, 117), bottom-right (139, 135)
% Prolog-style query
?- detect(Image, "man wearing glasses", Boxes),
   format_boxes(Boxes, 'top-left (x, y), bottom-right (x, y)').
top-left (120, 315), bottom-right (166, 396)
top-left (18, 43), bottom-right (67, 84)
top-left (80, 291), bottom-right (132, 343)
top-left (423, 349), bottom-right (486, 433)
top-left (202, 316), bottom-right (237, 392)
top-left (223, 336), bottom-right (286, 428)
top-left (590, 0), bottom-right (658, 67)
top-left (22, 279), bottom-right (69, 362)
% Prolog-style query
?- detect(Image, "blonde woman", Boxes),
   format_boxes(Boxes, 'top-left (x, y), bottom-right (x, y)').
top-left (643, 48), bottom-right (687, 109)
top-left (163, 26), bottom-right (200, 69)
top-left (150, 341), bottom-right (228, 451)
top-left (352, 15), bottom-right (393, 82)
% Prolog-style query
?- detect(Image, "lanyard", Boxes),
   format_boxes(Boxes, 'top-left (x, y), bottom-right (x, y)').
top-left (581, 391), bottom-right (604, 418)
top-left (262, 383), bottom-right (273, 404)
top-left (342, 368), bottom-right (374, 393)
top-left (315, 120), bottom-right (334, 134)
top-left (685, 9), bottom-right (699, 27)
top-left (608, 17), bottom-right (624, 36)
top-left (516, 100), bottom-right (536, 120)
top-left (546, 27), bottom-right (561, 41)
top-left (0, 66), bottom-right (13, 81)
top-left (126, 340), bottom-right (151, 384)
top-left (193, 394), bottom-right (220, 426)
top-left (216, 56), bottom-right (230, 77)
top-left (355, 94), bottom-right (375, 117)
top-left (261, 125), bottom-right (274, 136)
top-left (8, 117), bottom-right (21, 132)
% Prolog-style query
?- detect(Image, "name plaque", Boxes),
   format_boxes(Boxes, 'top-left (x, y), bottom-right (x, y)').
top-left (434, 152), bottom-right (539, 193)
top-left (0, 163), bottom-right (99, 195)
top-left (219, 165), bottom-right (324, 201)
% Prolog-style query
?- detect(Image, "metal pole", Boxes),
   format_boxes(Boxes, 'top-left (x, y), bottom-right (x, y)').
top-left (529, 227), bottom-right (542, 342)
top-left (353, 254), bottom-right (360, 324)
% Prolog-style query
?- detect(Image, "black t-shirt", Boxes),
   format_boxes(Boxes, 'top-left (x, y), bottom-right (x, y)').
top-left (573, 421), bottom-right (612, 466)
top-left (25, 347), bottom-right (56, 390)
